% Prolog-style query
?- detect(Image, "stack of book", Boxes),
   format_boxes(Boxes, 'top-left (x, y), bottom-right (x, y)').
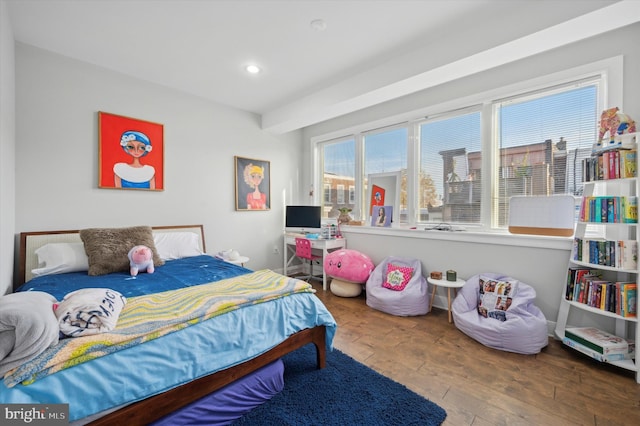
top-left (578, 195), bottom-right (637, 223)
top-left (582, 148), bottom-right (637, 181)
top-left (572, 238), bottom-right (637, 269)
top-left (564, 267), bottom-right (637, 317)
top-left (563, 327), bottom-right (635, 362)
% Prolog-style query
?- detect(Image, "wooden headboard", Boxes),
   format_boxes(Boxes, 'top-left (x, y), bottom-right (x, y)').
top-left (18, 224), bottom-right (205, 286)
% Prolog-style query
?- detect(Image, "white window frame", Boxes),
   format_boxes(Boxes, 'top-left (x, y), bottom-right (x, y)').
top-left (310, 57), bottom-right (623, 241)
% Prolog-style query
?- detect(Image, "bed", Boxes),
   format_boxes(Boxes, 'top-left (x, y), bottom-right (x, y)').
top-left (0, 225), bottom-right (337, 425)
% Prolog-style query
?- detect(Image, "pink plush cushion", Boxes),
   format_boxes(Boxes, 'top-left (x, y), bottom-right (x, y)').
top-left (323, 249), bottom-right (374, 283)
top-left (382, 263), bottom-right (414, 291)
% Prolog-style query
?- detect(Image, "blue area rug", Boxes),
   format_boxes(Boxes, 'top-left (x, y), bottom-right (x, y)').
top-left (234, 344), bottom-right (447, 426)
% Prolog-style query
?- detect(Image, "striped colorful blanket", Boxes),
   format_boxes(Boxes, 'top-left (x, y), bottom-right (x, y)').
top-left (4, 270), bottom-right (313, 388)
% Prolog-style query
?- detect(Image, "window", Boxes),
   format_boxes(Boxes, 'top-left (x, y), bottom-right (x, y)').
top-left (314, 63), bottom-right (608, 232)
top-left (494, 80), bottom-right (598, 226)
top-left (419, 110), bottom-right (481, 224)
top-left (320, 138), bottom-right (355, 218)
top-left (364, 126), bottom-right (408, 223)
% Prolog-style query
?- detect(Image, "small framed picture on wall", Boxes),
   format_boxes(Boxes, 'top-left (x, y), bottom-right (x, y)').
top-left (98, 111), bottom-right (164, 190)
top-left (235, 156), bottom-right (271, 211)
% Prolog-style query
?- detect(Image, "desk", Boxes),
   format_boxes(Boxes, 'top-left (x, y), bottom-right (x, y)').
top-left (284, 234), bottom-right (346, 291)
top-left (427, 277), bottom-right (466, 323)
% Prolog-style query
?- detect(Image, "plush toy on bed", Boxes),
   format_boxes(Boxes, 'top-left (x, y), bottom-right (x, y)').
top-left (128, 245), bottom-right (155, 276)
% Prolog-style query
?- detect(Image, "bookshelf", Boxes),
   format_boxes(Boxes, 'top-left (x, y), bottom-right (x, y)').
top-left (554, 132), bottom-right (639, 383)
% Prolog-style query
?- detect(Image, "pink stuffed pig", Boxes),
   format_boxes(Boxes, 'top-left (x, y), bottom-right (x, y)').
top-left (128, 245), bottom-right (155, 276)
top-left (324, 249), bottom-right (374, 283)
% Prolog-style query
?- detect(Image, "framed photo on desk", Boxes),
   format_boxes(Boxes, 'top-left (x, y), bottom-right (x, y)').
top-left (366, 172), bottom-right (400, 224)
top-left (371, 206), bottom-right (392, 227)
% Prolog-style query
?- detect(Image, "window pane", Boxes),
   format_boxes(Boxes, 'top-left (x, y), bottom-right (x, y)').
top-left (364, 127), bottom-right (408, 223)
top-left (495, 83), bottom-right (597, 226)
top-left (337, 184), bottom-right (345, 204)
top-left (321, 139), bottom-right (355, 219)
top-left (419, 112), bottom-right (482, 224)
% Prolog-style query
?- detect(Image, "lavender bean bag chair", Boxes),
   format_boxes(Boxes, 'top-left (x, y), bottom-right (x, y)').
top-left (365, 256), bottom-right (430, 316)
top-left (451, 273), bottom-right (548, 355)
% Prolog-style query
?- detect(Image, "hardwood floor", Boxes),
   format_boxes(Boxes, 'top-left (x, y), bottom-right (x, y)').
top-left (310, 281), bottom-right (640, 426)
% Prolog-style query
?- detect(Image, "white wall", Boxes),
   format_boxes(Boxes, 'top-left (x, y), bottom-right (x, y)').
top-left (303, 23), bottom-right (640, 330)
top-left (12, 43), bottom-right (306, 290)
top-left (0, 1), bottom-right (16, 296)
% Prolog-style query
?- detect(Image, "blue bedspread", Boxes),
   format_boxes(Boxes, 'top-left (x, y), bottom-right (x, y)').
top-left (16, 255), bottom-right (251, 300)
top-left (3, 255), bottom-right (337, 422)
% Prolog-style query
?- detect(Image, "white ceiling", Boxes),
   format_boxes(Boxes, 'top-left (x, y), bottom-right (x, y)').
top-left (6, 0), bottom-right (639, 133)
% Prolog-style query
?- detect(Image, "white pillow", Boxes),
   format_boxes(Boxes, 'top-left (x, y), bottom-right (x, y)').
top-left (31, 242), bottom-right (89, 277)
top-left (153, 232), bottom-right (204, 260)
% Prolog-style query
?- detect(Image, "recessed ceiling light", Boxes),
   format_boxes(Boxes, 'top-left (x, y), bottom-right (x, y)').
top-left (245, 65), bottom-right (261, 74)
top-left (310, 19), bottom-right (327, 32)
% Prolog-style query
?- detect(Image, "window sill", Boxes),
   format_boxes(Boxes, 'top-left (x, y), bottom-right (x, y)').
top-left (340, 225), bottom-right (573, 251)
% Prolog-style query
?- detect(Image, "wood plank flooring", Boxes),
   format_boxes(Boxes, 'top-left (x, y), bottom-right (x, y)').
top-left (310, 281), bottom-right (640, 426)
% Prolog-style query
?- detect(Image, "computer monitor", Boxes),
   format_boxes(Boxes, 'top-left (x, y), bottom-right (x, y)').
top-left (285, 205), bottom-right (322, 233)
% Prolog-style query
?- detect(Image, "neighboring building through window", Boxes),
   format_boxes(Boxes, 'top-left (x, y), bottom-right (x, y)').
top-left (320, 138), bottom-right (355, 218)
top-left (337, 184), bottom-right (345, 204)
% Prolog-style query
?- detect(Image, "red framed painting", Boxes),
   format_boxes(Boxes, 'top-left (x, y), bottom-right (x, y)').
top-left (369, 184), bottom-right (385, 215)
top-left (98, 112), bottom-right (164, 190)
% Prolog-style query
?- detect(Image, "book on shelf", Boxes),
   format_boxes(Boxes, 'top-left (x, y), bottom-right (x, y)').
top-left (564, 264), bottom-right (639, 315)
top-left (618, 240), bottom-right (638, 270)
top-left (572, 238), bottom-right (637, 269)
top-left (582, 148), bottom-right (637, 181)
top-left (619, 283), bottom-right (637, 318)
top-left (562, 336), bottom-right (635, 362)
top-left (564, 327), bottom-right (634, 357)
top-left (565, 267), bottom-right (601, 301)
top-left (623, 196), bottom-right (638, 223)
top-left (620, 149), bottom-right (637, 178)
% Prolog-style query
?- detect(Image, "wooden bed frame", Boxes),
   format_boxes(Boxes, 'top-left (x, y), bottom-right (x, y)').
top-left (17, 225), bottom-right (327, 425)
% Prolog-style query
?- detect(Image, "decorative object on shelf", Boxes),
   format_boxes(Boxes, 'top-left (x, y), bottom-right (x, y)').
top-left (446, 270), bottom-right (457, 281)
top-left (337, 208), bottom-right (352, 224)
top-left (98, 111), bottom-right (164, 191)
top-left (595, 107), bottom-right (636, 151)
top-left (430, 271), bottom-right (443, 280)
top-left (235, 156), bottom-right (270, 211)
top-left (367, 171), bottom-right (401, 224)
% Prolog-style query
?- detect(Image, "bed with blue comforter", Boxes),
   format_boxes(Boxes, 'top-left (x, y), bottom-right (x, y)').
top-left (0, 226), bottom-right (336, 425)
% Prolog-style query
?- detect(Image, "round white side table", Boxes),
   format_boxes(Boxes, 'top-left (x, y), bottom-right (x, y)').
top-left (427, 277), bottom-right (466, 323)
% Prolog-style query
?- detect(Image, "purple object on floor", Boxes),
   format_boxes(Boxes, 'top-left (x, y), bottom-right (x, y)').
top-left (151, 359), bottom-right (284, 426)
